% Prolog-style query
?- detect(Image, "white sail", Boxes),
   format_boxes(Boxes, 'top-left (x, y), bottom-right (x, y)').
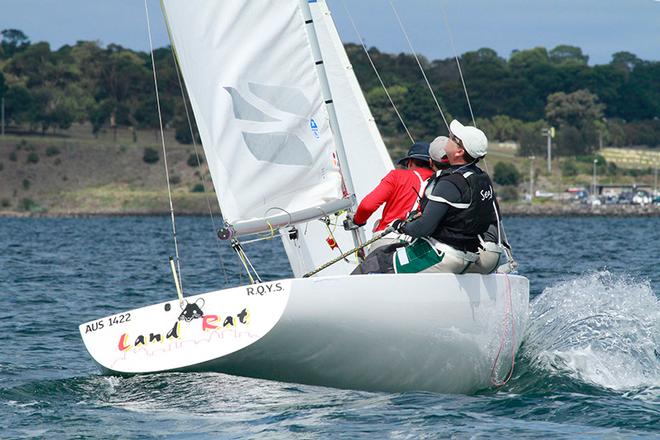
top-left (281, 0), bottom-right (394, 277)
top-left (161, 0), bottom-right (352, 235)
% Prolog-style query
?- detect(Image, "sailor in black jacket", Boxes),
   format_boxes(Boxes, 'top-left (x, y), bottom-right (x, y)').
top-left (352, 120), bottom-right (510, 275)
top-left (352, 120), bottom-right (500, 275)
top-left (395, 126), bottom-right (492, 273)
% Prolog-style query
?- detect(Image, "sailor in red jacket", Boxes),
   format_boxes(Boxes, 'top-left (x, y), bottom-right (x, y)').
top-left (344, 142), bottom-right (434, 250)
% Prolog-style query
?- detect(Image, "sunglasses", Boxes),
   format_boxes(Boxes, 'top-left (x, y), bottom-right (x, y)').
top-left (449, 133), bottom-right (464, 149)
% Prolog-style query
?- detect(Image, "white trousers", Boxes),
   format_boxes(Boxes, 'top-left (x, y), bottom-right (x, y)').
top-left (420, 239), bottom-right (478, 274)
top-left (367, 232), bottom-right (406, 253)
top-left (465, 241), bottom-right (503, 274)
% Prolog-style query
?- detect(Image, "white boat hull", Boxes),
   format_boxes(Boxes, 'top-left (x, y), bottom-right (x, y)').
top-left (80, 273), bottom-right (529, 393)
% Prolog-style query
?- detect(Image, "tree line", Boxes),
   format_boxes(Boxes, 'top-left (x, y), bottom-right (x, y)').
top-left (1, 29), bottom-right (658, 156)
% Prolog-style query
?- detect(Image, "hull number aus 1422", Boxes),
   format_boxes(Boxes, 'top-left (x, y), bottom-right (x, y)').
top-left (84, 313), bottom-right (131, 334)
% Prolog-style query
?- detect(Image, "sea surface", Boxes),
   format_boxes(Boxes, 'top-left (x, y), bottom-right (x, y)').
top-left (1, 216), bottom-right (658, 439)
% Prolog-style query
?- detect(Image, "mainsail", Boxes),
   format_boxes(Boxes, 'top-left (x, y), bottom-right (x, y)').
top-left (162, 0), bottom-right (393, 275)
top-left (162, 0), bottom-right (352, 235)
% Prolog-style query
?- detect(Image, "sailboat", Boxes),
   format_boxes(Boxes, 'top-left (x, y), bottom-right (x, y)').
top-left (79, 0), bottom-right (529, 394)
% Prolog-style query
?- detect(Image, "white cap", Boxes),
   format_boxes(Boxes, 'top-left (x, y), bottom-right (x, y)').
top-left (449, 119), bottom-right (488, 158)
top-left (429, 136), bottom-right (449, 162)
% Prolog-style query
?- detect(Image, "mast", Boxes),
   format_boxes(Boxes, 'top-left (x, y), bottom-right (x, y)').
top-left (299, 0), bottom-right (366, 249)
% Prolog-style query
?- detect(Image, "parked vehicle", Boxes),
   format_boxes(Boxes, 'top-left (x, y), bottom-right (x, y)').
top-left (602, 195), bottom-right (618, 205)
top-left (566, 187), bottom-right (589, 203)
top-left (632, 190), bottom-right (652, 205)
top-left (617, 192), bottom-right (634, 204)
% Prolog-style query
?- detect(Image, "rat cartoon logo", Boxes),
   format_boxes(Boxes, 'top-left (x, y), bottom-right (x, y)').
top-left (178, 298), bottom-right (205, 322)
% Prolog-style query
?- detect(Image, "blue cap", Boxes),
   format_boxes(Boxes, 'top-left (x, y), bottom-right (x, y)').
top-left (397, 142), bottom-right (430, 166)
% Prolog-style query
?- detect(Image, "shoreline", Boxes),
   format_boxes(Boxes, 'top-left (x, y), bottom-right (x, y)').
top-left (502, 203), bottom-right (659, 217)
top-left (1, 204), bottom-right (658, 218)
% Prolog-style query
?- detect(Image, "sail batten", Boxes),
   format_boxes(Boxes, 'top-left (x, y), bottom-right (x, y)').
top-left (162, 0), bottom-right (349, 234)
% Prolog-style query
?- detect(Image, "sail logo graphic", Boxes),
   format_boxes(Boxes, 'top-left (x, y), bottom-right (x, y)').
top-left (225, 82), bottom-right (321, 166)
top-left (310, 118), bottom-right (320, 139)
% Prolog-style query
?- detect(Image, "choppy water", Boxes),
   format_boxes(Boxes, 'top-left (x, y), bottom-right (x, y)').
top-left (1, 216), bottom-right (658, 438)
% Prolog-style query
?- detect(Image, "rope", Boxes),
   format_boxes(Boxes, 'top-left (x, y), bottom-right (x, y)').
top-left (340, 0), bottom-right (415, 144)
top-left (144, 0), bottom-right (184, 292)
top-left (303, 226), bottom-right (393, 278)
top-left (388, 0), bottom-right (449, 131)
top-left (169, 44), bottom-right (229, 285)
top-left (490, 274), bottom-right (517, 387)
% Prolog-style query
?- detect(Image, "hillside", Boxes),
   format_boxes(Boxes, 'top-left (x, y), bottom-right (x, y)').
top-left (1, 124), bottom-right (657, 217)
top-left (0, 124), bottom-right (219, 215)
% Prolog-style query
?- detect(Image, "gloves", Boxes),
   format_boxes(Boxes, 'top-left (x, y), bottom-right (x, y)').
top-left (343, 214), bottom-right (364, 231)
top-left (391, 219), bottom-right (406, 234)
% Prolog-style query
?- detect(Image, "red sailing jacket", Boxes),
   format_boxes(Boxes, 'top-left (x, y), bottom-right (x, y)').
top-left (353, 167), bottom-right (434, 232)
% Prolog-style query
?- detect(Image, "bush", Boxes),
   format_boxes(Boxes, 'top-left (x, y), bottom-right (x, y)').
top-left (46, 146), bottom-right (61, 157)
top-left (174, 116), bottom-right (202, 145)
top-left (26, 152), bottom-right (39, 164)
top-left (9, 151), bottom-right (17, 162)
top-left (143, 147), bottom-right (160, 164)
top-left (169, 175), bottom-right (181, 185)
top-left (607, 162), bottom-right (618, 176)
top-left (575, 154), bottom-right (606, 164)
top-left (175, 123), bottom-right (193, 144)
top-left (187, 153), bottom-right (204, 167)
top-left (493, 162), bottom-right (520, 186)
top-left (1, 199), bottom-right (10, 208)
top-left (560, 160), bottom-right (579, 176)
top-left (191, 183), bottom-right (205, 193)
top-left (0, 162), bottom-right (3, 172)
top-left (498, 186), bottom-right (519, 202)
top-left (22, 179), bottom-right (31, 190)
top-left (19, 198), bottom-right (37, 211)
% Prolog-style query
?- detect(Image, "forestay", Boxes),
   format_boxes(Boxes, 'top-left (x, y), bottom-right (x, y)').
top-left (280, 0), bottom-right (394, 276)
top-left (161, 0), bottom-right (351, 235)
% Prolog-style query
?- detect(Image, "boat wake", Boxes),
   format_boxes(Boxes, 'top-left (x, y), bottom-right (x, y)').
top-left (517, 271), bottom-right (659, 398)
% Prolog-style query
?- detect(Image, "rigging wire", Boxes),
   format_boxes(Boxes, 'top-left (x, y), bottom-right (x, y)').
top-left (231, 239), bottom-right (262, 284)
top-left (436, 0), bottom-right (489, 172)
top-left (438, 1), bottom-right (476, 128)
top-left (169, 44), bottom-right (230, 285)
top-left (144, 0), bottom-right (184, 291)
top-left (340, 0), bottom-right (415, 144)
top-left (388, 0), bottom-right (449, 132)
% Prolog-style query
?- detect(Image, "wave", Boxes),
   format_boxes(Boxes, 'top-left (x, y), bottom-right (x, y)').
top-left (514, 271), bottom-right (659, 398)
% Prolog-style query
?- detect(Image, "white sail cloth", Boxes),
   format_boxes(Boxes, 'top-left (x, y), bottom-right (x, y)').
top-left (162, 0), bottom-right (351, 235)
top-left (280, 0), bottom-right (394, 276)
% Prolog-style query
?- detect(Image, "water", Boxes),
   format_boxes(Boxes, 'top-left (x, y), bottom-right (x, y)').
top-left (1, 216), bottom-right (658, 438)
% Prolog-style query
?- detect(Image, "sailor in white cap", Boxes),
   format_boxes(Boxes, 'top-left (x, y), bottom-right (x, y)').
top-left (352, 120), bottom-right (516, 275)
